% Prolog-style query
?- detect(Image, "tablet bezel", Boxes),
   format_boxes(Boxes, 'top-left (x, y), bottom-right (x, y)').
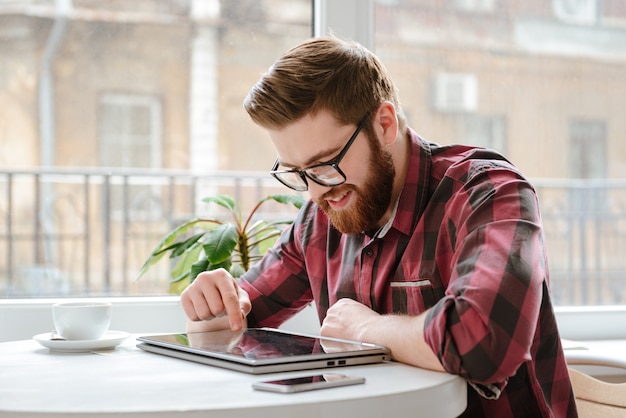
top-left (136, 327), bottom-right (390, 367)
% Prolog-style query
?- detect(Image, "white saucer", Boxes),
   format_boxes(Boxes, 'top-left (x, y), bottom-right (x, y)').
top-left (33, 330), bottom-right (130, 353)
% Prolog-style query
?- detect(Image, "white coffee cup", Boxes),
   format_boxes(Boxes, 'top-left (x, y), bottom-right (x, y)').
top-left (52, 302), bottom-right (112, 340)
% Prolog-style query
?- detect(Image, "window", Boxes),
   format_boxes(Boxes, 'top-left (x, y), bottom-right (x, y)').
top-left (99, 94), bottom-right (163, 220)
top-left (604, 0), bottom-right (626, 26)
top-left (569, 119), bottom-right (607, 180)
top-left (431, 73), bottom-right (478, 114)
top-left (454, 0), bottom-right (496, 13)
top-left (0, 0), bottom-right (312, 298)
top-left (462, 115), bottom-right (507, 155)
top-left (374, 0), bottom-right (625, 309)
top-left (568, 119), bottom-right (607, 216)
top-left (553, 0), bottom-right (598, 25)
top-left (562, 119), bottom-right (615, 306)
top-left (99, 94), bottom-right (162, 170)
top-left (0, 0), bottom-right (624, 318)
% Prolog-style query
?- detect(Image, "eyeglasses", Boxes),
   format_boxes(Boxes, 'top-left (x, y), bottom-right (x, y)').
top-left (270, 116), bottom-right (368, 192)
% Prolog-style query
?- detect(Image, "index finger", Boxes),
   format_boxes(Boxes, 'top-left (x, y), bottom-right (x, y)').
top-left (217, 277), bottom-right (246, 331)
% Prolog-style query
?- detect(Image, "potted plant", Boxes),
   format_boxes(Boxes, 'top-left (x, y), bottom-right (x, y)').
top-left (137, 194), bottom-right (305, 294)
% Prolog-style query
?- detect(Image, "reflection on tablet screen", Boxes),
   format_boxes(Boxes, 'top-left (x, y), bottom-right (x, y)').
top-left (155, 329), bottom-right (373, 360)
top-left (187, 329), bottom-right (322, 359)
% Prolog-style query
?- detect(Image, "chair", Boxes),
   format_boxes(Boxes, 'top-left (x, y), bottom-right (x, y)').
top-left (569, 368), bottom-right (626, 417)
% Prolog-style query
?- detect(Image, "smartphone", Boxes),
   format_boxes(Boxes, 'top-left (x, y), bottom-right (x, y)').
top-left (252, 373), bottom-right (365, 393)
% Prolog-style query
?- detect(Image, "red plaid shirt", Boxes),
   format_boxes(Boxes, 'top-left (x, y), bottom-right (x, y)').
top-left (240, 129), bottom-right (577, 417)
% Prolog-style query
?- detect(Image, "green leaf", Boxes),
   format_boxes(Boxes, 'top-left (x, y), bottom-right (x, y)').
top-left (175, 334), bottom-right (190, 345)
top-left (203, 224), bottom-right (238, 264)
top-left (245, 219), bottom-right (270, 236)
top-left (268, 194), bottom-right (305, 209)
top-left (201, 195), bottom-right (236, 212)
top-left (188, 257), bottom-right (233, 284)
top-left (169, 277), bottom-right (190, 295)
top-left (229, 263), bottom-right (246, 278)
top-left (170, 270), bottom-right (190, 284)
top-left (170, 245), bottom-right (203, 280)
top-left (252, 231), bottom-right (281, 255)
top-left (135, 218), bottom-right (219, 280)
top-left (138, 193), bottom-right (304, 292)
top-left (153, 241), bottom-right (185, 257)
top-left (189, 258), bottom-right (210, 283)
top-left (169, 233), bottom-right (204, 258)
top-left (209, 258), bottom-right (232, 272)
top-left (266, 218), bottom-right (301, 227)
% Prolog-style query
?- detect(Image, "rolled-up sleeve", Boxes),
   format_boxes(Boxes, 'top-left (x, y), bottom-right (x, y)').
top-left (424, 166), bottom-right (546, 393)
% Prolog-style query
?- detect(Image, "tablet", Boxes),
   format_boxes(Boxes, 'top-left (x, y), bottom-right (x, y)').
top-left (137, 327), bottom-right (391, 374)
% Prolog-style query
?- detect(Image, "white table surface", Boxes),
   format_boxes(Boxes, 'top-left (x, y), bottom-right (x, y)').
top-left (563, 339), bottom-right (626, 371)
top-left (0, 334), bottom-right (467, 418)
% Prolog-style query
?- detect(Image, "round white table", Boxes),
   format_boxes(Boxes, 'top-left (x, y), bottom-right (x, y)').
top-left (0, 335), bottom-right (467, 417)
top-left (563, 339), bottom-right (626, 372)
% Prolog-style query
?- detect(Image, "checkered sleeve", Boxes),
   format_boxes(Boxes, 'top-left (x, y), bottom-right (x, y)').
top-left (238, 201), bottom-right (317, 328)
top-left (424, 161), bottom-right (546, 393)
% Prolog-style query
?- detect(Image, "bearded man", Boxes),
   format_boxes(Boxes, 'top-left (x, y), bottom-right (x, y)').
top-left (181, 37), bottom-right (577, 418)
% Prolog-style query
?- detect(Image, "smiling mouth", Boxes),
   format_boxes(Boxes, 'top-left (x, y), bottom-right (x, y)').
top-left (326, 190), bottom-right (351, 209)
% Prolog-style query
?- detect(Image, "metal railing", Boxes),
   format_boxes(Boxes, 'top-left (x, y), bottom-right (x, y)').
top-left (1, 168), bottom-right (626, 305)
top-left (0, 168), bottom-right (296, 297)
top-left (534, 179), bottom-right (626, 305)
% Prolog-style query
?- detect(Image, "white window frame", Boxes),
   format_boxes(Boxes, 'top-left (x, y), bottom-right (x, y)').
top-left (454, 0), bottom-right (496, 14)
top-left (3, 0), bottom-right (623, 344)
top-left (462, 114), bottom-right (507, 154)
top-left (313, 0), bottom-right (626, 342)
top-left (99, 93), bottom-right (162, 170)
top-left (98, 94), bottom-right (164, 220)
top-left (553, 0), bottom-right (598, 25)
top-left (432, 73), bottom-right (479, 114)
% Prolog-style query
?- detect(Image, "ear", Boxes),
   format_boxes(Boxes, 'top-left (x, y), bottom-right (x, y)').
top-left (373, 101), bottom-right (399, 146)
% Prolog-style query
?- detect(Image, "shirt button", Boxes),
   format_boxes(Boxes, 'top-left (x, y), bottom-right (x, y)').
top-left (364, 249), bottom-right (374, 257)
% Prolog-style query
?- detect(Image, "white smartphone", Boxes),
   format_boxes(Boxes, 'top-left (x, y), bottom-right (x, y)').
top-left (252, 373), bottom-right (365, 393)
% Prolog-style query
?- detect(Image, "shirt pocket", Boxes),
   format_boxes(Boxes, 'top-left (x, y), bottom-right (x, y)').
top-left (390, 279), bottom-right (443, 315)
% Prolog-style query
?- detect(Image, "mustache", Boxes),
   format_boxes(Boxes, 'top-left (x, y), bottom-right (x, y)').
top-left (318, 185), bottom-right (354, 202)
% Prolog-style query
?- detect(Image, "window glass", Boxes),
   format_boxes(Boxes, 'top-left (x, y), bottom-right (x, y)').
top-left (99, 95), bottom-right (161, 169)
top-left (0, 0), bottom-right (311, 297)
top-left (375, 0), bottom-right (626, 306)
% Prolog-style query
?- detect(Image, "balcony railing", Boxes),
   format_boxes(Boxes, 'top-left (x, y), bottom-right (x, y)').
top-left (1, 168), bottom-right (626, 305)
top-left (534, 179), bottom-right (626, 305)
top-left (0, 168), bottom-right (297, 298)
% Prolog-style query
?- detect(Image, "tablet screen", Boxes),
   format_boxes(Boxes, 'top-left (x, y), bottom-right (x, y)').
top-left (139, 328), bottom-right (384, 361)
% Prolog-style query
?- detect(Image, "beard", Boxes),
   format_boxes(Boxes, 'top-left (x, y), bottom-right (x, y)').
top-left (314, 135), bottom-right (395, 234)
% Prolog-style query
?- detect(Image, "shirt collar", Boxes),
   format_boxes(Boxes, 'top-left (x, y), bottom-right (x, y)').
top-left (387, 128), bottom-right (432, 236)
top-left (371, 195), bottom-right (400, 239)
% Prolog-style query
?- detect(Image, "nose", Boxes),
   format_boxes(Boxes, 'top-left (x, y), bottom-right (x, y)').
top-left (306, 181), bottom-right (332, 200)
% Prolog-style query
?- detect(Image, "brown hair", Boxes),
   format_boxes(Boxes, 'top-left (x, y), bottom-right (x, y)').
top-left (243, 36), bottom-right (406, 131)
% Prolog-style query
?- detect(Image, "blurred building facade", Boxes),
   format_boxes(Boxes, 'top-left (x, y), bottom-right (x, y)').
top-left (1, 0), bottom-right (625, 302)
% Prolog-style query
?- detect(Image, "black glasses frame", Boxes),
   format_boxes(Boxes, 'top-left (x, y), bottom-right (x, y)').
top-left (270, 116), bottom-right (368, 192)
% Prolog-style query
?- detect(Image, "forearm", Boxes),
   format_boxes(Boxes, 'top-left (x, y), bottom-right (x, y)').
top-left (360, 310), bottom-right (445, 372)
top-left (321, 300), bottom-right (445, 372)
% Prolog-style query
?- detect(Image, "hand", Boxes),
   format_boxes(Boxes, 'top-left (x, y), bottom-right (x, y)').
top-left (180, 268), bottom-right (251, 331)
top-left (323, 300), bottom-right (445, 372)
top-left (320, 298), bottom-right (380, 342)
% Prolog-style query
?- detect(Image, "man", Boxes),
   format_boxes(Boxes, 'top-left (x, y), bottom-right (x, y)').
top-left (181, 37), bottom-right (577, 417)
